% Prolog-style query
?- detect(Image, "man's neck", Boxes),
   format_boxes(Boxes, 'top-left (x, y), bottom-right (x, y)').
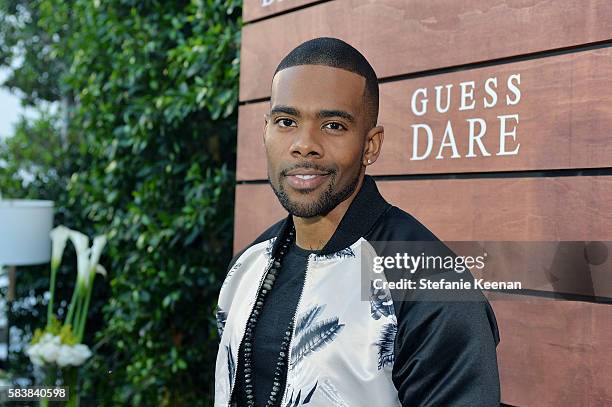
top-left (293, 175), bottom-right (365, 251)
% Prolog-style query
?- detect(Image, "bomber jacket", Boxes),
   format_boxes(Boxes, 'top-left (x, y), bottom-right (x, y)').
top-left (214, 175), bottom-right (501, 406)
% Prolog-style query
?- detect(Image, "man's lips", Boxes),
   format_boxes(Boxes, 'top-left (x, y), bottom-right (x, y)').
top-left (285, 168), bottom-right (330, 176)
top-left (283, 169), bottom-right (331, 190)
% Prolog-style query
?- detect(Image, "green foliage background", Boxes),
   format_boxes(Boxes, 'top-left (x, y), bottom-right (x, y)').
top-left (0, 0), bottom-right (242, 405)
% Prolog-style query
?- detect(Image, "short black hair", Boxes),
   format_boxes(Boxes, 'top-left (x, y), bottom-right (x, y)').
top-left (273, 37), bottom-right (379, 130)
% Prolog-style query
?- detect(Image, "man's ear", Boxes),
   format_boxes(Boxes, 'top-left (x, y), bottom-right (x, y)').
top-left (363, 125), bottom-right (384, 166)
top-left (263, 113), bottom-right (270, 143)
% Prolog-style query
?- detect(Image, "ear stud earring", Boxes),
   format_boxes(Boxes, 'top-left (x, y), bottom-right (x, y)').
top-left (367, 159), bottom-right (372, 164)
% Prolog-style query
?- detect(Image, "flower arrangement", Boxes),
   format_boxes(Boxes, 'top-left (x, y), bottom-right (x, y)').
top-left (26, 321), bottom-right (92, 368)
top-left (25, 226), bottom-right (108, 407)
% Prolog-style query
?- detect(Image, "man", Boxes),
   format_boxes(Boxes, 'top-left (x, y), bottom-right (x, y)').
top-left (215, 37), bottom-right (500, 406)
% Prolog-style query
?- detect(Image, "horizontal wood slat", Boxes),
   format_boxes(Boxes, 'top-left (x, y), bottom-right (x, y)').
top-left (240, 0), bottom-right (612, 101)
top-left (452, 240), bottom-right (612, 299)
top-left (490, 294), bottom-right (612, 406)
top-left (243, 0), bottom-right (320, 23)
top-left (237, 48), bottom-right (612, 180)
top-left (233, 177), bottom-right (612, 297)
top-left (235, 177), bottom-right (612, 247)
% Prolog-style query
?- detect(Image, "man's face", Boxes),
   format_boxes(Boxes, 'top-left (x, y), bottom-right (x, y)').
top-left (264, 65), bottom-right (369, 218)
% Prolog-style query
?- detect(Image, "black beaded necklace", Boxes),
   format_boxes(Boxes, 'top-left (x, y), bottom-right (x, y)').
top-left (241, 225), bottom-right (296, 407)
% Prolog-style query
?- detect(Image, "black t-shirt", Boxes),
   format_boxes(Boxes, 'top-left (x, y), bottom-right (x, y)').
top-left (233, 241), bottom-right (318, 406)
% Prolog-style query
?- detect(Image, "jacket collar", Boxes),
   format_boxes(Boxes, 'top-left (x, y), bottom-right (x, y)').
top-left (271, 175), bottom-right (391, 256)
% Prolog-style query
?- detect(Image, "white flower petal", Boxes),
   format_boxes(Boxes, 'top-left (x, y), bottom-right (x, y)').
top-left (56, 345), bottom-right (73, 367)
top-left (68, 230), bottom-right (90, 254)
top-left (50, 226), bottom-right (71, 266)
top-left (39, 341), bottom-right (60, 363)
top-left (69, 230), bottom-right (92, 287)
top-left (55, 344), bottom-right (93, 367)
top-left (90, 235), bottom-right (108, 267)
top-left (27, 344), bottom-right (46, 366)
top-left (95, 264), bottom-right (107, 277)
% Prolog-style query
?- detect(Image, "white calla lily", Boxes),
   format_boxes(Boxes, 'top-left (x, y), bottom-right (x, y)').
top-left (49, 226), bottom-right (71, 270)
top-left (68, 231), bottom-right (107, 289)
top-left (77, 248), bottom-right (92, 289)
top-left (89, 235), bottom-right (107, 268)
top-left (69, 230), bottom-right (91, 289)
top-left (68, 230), bottom-right (90, 254)
top-left (48, 226), bottom-right (74, 326)
top-left (66, 230), bottom-right (109, 342)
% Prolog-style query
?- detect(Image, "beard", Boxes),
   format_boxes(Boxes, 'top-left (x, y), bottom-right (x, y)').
top-left (269, 162), bottom-right (361, 218)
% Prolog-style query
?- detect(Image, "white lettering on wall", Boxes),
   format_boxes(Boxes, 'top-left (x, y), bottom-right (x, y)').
top-left (409, 73), bottom-right (522, 160)
top-left (506, 74), bottom-right (521, 105)
top-left (411, 124), bottom-right (433, 160)
top-left (497, 114), bottom-right (520, 155)
top-left (411, 88), bottom-right (428, 116)
top-left (435, 85), bottom-right (453, 113)
top-left (466, 118), bottom-right (491, 157)
top-left (436, 121), bottom-right (461, 159)
top-left (484, 77), bottom-right (498, 108)
top-left (459, 81), bottom-right (476, 111)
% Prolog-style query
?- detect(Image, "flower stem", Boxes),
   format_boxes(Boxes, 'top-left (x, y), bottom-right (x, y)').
top-left (64, 367), bottom-right (80, 407)
top-left (65, 282), bottom-right (81, 328)
top-left (47, 262), bottom-right (59, 327)
top-left (77, 276), bottom-right (95, 342)
top-left (39, 365), bottom-right (57, 407)
top-left (72, 295), bottom-right (84, 338)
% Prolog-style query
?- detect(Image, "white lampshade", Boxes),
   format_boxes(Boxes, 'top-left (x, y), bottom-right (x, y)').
top-left (0, 200), bottom-right (54, 266)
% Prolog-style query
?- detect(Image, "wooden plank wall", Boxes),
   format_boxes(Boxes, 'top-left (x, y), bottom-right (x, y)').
top-left (235, 1), bottom-right (612, 405)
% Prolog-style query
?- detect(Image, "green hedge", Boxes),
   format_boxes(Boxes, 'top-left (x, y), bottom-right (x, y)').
top-left (0, 0), bottom-right (242, 405)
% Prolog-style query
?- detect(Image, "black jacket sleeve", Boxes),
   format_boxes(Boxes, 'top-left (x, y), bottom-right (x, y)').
top-left (391, 297), bottom-right (500, 406)
top-left (368, 207), bottom-right (501, 406)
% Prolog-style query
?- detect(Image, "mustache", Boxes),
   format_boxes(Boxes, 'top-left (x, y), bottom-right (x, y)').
top-left (280, 162), bottom-right (337, 176)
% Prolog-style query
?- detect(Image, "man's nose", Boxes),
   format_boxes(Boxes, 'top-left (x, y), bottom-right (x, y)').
top-left (290, 123), bottom-right (323, 158)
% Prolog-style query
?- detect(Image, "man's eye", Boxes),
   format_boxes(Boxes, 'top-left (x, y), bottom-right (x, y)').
top-left (324, 122), bottom-right (346, 131)
top-left (276, 118), bottom-right (296, 128)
